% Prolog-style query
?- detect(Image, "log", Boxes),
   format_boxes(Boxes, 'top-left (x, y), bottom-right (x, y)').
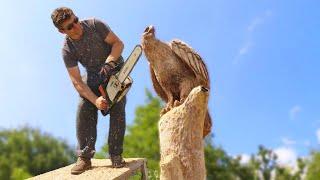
top-left (159, 86), bottom-right (208, 180)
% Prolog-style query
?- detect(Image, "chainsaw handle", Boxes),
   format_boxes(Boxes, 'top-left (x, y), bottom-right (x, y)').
top-left (98, 85), bottom-right (109, 116)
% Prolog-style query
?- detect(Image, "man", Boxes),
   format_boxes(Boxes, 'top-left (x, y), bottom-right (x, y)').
top-left (51, 7), bottom-right (126, 174)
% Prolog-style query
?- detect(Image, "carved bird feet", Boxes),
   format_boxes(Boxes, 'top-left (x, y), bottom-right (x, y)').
top-left (160, 104), bottom-right (172, 116)
top-left (160, 99), bottom-right (185, 116)
top-left (173, 100), bottom-right (181, 107)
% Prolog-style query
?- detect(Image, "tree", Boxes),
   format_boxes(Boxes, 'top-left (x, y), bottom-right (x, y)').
top-left (305, 151), bottom-right (320, 180)
top-left (230, 155), bottom-right (258, 180)
top-left (244, 145), bottom-right (308, 180)
top-left (294, 158), bottom-right (307, 180)
top-left (275, 167), bottom-right (294, 180)
top-left (247, 145), bottom-right (278, 180)
top-left (205, 139), bottom-right (257, 180)
top-left (205, 143), bottom-right (235, 180)
top-left (0, 127), bottom-right (75, 179)
top-left (275, 157), bottom-right (306, 180)
top-left (123, 90), bottom-right (161, 176)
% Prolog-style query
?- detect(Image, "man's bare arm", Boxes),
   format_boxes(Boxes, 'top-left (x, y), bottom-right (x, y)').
top-left (104, 31), bottom-right (124, 63)
top-left (67, 66), bottom-right (107, 110)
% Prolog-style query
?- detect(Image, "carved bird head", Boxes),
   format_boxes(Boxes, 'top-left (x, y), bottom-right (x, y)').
top-left (143, 25), bottom-right (155, 37)
top-left (141, 25), bottom-right (156, 49)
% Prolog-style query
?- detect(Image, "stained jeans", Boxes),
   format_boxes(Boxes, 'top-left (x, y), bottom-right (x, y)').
top-left (76, 72), bottom-right (126, 158)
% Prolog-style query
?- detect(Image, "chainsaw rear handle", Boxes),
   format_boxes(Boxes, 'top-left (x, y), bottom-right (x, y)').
top-left (98, 85), bottom-right (110, 116)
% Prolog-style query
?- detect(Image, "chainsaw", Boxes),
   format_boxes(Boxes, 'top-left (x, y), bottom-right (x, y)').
top-left (98, 45), bottom-right (142, 116)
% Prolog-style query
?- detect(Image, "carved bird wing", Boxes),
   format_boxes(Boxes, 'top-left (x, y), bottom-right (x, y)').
top-left (150, 64), bottom-right (168, 102)
top-left (170, 39), bottom-right (210, 88)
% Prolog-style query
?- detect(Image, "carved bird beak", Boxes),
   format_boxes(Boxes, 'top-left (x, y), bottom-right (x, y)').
top-left (144, 25), bottom-right (155, 34)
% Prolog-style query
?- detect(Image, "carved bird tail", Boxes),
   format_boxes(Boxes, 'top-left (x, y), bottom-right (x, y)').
top-left (203, 111), bottom-right (212, 138)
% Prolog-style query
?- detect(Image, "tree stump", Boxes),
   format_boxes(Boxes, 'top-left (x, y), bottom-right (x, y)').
top-left (159, 86), bottom-right (208, 180)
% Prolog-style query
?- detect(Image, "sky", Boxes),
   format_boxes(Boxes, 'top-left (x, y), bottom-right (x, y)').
top-left (0, 0), bottom-right (319, 167)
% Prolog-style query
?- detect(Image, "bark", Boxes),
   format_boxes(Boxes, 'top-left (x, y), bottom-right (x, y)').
top-left (159, 86), bottom-right (208, 180)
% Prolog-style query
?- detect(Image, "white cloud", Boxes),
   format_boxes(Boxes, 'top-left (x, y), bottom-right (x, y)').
top-left (281, 137), bottom-right (296, 146)
top-left (316, 129), bottom-right (320, 144)
top-left (234, 9), bottom-right (272, 63)
top-left (247, 17), bottom-right (263, 32)
top-left (239, 41), bottom-right (252, 56)
top-left (289, 105), bottom-right (302, 120)
top-left (274, 147), bottom-right (297, 167)
top-left (247, 10), bottom-right (272, 32)
top-left (233, 41), bottom-right (253, 64)
top-left (239, 154), bottom-right (251, 164)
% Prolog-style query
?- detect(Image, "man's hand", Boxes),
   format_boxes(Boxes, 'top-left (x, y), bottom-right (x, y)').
top-left (99, 61), bottom-right (117, 84)
top-left (95, 96), bottom-right (109, 110)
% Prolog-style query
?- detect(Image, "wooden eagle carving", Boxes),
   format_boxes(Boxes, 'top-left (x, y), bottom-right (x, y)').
top-left (141, 25), bottom-right (212, 137)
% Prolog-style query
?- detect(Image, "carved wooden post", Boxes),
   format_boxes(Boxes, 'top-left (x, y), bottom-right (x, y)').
top-left (159, 86), bottom-right (208, 180)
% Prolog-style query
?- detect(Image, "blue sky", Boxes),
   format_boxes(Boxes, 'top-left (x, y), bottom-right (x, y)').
top-left (0, 0), bottom-right (319, 166)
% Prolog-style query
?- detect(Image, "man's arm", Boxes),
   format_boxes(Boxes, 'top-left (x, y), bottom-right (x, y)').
top-left (104, 31), bottom-right (124, 63)
top-left (67, 66), bottom-right (108, 110)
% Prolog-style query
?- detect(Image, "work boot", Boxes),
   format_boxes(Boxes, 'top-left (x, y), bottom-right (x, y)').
top-left (71, 157), bottom-right (92, 175)
top-left (111, 155), bottom-right (126, 168)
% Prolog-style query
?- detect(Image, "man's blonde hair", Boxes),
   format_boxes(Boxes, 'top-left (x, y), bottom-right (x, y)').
top-left (51, 7), bottom-right (74, 29)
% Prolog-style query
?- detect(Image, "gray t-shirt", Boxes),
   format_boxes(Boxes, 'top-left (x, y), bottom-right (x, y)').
top-left (62, 18), bottom-right (122, 73)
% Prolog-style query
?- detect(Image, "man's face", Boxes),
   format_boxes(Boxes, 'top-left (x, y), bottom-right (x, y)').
top-left (59, 15), bottom-right (82, 37)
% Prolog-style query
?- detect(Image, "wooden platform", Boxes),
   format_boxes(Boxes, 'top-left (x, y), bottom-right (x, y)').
top-left (29, 158), bottom-right (148, 180)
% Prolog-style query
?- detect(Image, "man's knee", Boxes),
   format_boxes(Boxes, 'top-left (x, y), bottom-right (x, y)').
top-left (112, 96), bottom-right (126, 112)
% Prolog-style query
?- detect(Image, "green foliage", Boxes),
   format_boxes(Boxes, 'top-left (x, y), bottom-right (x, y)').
top-left (205, 141), bottom-right (258, 180)
top-left (275, 167), bottom-right (294, 180)
top-left (0, 127), bottom-right (75, 179)
top-left (123, 91), bottom-right (161, 169)
top-left (205, 143), bottom-right (235, 180)
top-left (274, 157), bottom-right (306, 180)
top-left (205, 144), bottom-right (306, 180)
top-left (294, 158), bottom-right (307, 179)
top-left (248, 146), bottom-right (306, 180)
top-left (10, 167), bottom-right (31, 180)
top-left (250, 145), bottom-right (278, 180)
top-left (305, 151), bottom-right (320, 180)
top-left (230, 156), bottom-right (258, 180)
top-left (128, 172), bottom-right (142, 180)
top-left (123, 90), bottom-right (162, 179)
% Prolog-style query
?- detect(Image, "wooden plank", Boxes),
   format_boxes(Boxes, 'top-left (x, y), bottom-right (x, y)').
top-left (28, 158), bottom-right (148, 180)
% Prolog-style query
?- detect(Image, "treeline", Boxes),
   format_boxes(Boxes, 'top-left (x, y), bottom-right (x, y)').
top-left (1, 91), bottom-right (320, 179)
top-left (0, 127), bottom-right (74, 179)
